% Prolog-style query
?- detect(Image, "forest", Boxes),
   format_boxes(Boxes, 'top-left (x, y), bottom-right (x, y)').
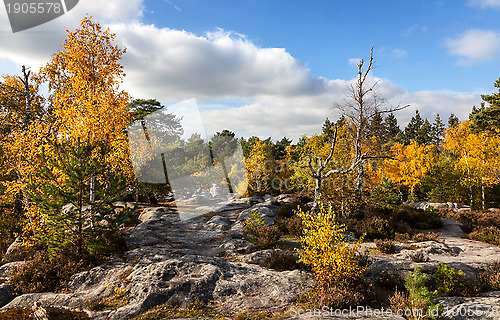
top-left (1, 16), bottom-right (500, 320)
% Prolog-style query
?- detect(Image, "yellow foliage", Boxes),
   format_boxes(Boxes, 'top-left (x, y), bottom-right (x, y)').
top-left (384, 141), bottom-right (436, 192)
top-left (445, 121), bottom-right (500, 188)
top-left (296, 203), bottom-right (366, 289)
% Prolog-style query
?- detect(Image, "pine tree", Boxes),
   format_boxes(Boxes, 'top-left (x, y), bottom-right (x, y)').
top-left (470, 77), bottom-right (500, 131)
top-left (431, 114), bottom-right (445, 146)
top-left (404, 110), bottom-right (424, 144)
top-left (29, 137), bottom-right (128, 258)
top-left (384, 113), bottom-right (401, 142)
top-left (448, 114), bottom-right (459, 128)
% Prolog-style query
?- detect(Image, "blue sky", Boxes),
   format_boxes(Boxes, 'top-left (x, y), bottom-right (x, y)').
top-left (1, 0), bottom-right (500, 140)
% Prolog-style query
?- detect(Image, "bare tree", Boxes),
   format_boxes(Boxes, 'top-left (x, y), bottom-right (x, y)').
top-left (337, 46), bottom-right (407, 198)
top-left (302, 46), bottom-right (407, 213)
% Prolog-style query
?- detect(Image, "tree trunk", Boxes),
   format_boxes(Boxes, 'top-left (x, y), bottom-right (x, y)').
top-left (312, 176), bottom-right (322, 214)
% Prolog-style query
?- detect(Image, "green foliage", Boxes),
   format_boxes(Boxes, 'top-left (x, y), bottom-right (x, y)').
top-left (403, 267), bottom-right (440, 319)
top-left (432, 263), bottom-right (468, 297)
top-left (242, 211), bottom-right (281, 249)
top-left (28, 137), bottom-right (128, 259)
top-left (371, 178), bottom-right (402, 210)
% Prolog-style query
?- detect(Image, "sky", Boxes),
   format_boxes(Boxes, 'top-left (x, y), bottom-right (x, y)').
top-left (1, 0), bottom-right (499, 141)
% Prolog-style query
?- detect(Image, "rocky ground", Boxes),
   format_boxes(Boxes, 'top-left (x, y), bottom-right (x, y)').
top-left (0, 196), bottom-right (500, 319)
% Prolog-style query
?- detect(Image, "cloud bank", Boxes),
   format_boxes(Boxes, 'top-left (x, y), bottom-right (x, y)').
top-left (0, 0), bottom-right (482, 140)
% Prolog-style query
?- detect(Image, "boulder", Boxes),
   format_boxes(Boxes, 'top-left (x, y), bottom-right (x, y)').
top-left (1, 255), bottom-right (313, 320)
top-left (0, 284), bottom-right (13, 308)
top-left (205, 215), bottom-right (231, 233)
top-left (232, 204), bottom-right (279, 232)
top-left (437, 291), bottom-right (500, 320)
top-left (138, 207), bottom-right (173, 223)
top-left (0, 261), bottom-right (26, 278)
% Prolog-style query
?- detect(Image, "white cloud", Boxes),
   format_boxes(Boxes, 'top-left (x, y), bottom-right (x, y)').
top-left (0, 5), bottom-right (483, 140)
top-left (393, 49), bottom-right (408, 58)
top-left (468, 0), bottom-right (500, 8)
top-left (445, 29), bottom-right (500, 65)
top-left (0, 0), bottom-right (144, 68)
top-left (348, 58), bottom-right (361, 65)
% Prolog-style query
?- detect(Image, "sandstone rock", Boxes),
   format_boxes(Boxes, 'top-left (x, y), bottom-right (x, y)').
top-left (0, 261), bottom-right (26, 278)
top-left (437, 292), bottom-right (500, 320)
top-left (205, 215), bottom-right (231, 232)
top-left (1, 255), bottom-right (313, 320)
top-left (138, 207), bottom-right (173, 223)
top-left (274, 194), bottom-right (293, 203)
top-left (238, 249), bottom-right (293, 264)
top-left (232, 204), bottom-right (278, 232)
top-left (0, 284), bottom-right (13, 308)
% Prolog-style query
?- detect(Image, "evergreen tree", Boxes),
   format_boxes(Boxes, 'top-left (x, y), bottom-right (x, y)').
top-left (404, 110), bottom-right (424, 144)
top-left (322, 118), bottom-right (335, 139)
top-left (431, 114), bottom-right (445, 146)
top-left (29, 137), bottom-right (128, 259)
top-left (470, 77), bottom-right (500, 131)
top-left (384, 113), bottom-right (401, 142)
top-left (273, 137), bottom-right (292, 160)
top-left (418, 119), bottom-right (433, 145)
top-left (448, 114), bottom-right (459, 128)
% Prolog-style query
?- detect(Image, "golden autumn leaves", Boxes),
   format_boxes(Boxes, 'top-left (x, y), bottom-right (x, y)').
top-left (0, 17), bottom-right (133, 242)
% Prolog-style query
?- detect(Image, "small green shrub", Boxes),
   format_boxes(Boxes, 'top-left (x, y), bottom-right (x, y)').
top-left (243, 211), bottom-right (281, 249)
top-left (375, 239), bottom-right (396, 254)
top-left (431, 263), bottom-right (470, 297)
top-left (371, 178), bottom-right (402, 210)
top-left (243, 210), bottom-right (265, 235)
top-left (403, 267), bottom-right (440, 320)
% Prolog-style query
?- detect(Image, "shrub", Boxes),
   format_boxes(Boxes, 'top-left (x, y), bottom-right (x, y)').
top-left (412, 232), bottom-right (440, 243)
top-left (375, 239), bottom-right (396, 254)
top-left (243, 211), bottom-right (281, 249)
top-left (295, 203), bottom-right (374, 307)
top-left (468, 226), bottom-right (500, 245)
top-left (395, 206), bottom-right (442, 230)
top-left (358, 216), bottom-right (394, 239)
top-left (408, 251), bottom-right (430, 263)
top-left (275, 215), bottom-right (303, 237)
top-left (431, 263), bottom-right (471, 297)
top-left (10, 245), bottom-right (100, 295)
top-left (478, 261), bottom-right (500, 292)
top-left (401, 267), bottom-right (440, 320)
top-left (261, 250), bottom-right (302, 271)
top-left (243, 210), bottom-right (265, 235)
